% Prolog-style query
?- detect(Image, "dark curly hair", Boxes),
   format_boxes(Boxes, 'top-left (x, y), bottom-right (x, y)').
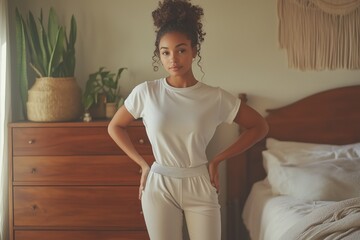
top-left (151, 0), bottom-right (206, 72)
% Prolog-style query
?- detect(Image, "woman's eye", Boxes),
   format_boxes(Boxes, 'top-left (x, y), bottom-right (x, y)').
top-left (161, 51), bottom-right (169, 56)
top-left (179, 49), bottom-right (186, 53)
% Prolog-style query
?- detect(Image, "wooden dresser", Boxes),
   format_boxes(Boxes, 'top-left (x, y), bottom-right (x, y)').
top-left (8, 121), bottom-right (153, 240)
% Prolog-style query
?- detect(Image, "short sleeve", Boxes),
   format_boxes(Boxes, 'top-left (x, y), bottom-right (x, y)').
top-left (124, 82), bottom-right (147, 119)
top-left (218, 88), bottom-right (241, 124)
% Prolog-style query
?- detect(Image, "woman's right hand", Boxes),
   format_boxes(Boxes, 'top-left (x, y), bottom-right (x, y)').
top-left (139, 164), bottom-right (150, 200)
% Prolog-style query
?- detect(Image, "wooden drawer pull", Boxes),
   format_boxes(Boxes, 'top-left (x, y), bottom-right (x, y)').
top-left (31, 168), bottom-right (37, 174)
top-left (138, 139), bottom-right (145, 144)
top-left (28, 139), bottom-right (35, 144)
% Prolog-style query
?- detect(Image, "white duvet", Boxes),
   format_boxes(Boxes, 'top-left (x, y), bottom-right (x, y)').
top-left (280, 197), bottom-right (360, 240)
top-left (242, 138), bottom-right (360, 240)
top-left (242, 180), bottom-right (332, 240)
top-left (242, 180), bottom-right (360, 240)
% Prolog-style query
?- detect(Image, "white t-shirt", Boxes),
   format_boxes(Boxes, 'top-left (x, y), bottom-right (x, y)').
top-left (124, 78), bottom-right (241, 168)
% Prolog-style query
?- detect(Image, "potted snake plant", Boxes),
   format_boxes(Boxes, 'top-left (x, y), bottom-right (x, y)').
top-left (15, 7), bottom-right (81, 121)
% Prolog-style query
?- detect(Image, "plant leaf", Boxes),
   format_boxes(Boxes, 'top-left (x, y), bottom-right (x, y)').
top-left (38, 18), bottom-right (50, 76)
top-left (48, 7), bottom-right (59, 50)
top-left (15, 8), bottom-right (29, 118)
top-left (116, 67), bottom-right (127, 81)
top-left (29, 63), bottom-right (44, 78)
top-left (26, 11), bottom-right (46, 77)
top-left (48, 27), bottom-right (65, 76)
top-left (68, 15), bottom-right (77, 50)
top-left (82, 93), bottom-right (95, 110)
top-left (103, 78), bottom-right (116, 88)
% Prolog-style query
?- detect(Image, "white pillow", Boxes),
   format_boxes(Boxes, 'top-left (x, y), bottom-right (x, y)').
top-left (263, 138), bottom-right (360, 173)
top-left (263, 138), bottom-right (360, 201)
top-left (266, 155), bottom-right (360, 201)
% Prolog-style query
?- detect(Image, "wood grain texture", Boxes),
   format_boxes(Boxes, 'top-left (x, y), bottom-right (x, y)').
top-left (15, 231), bottom-right (148, 240)
top-left (9, 121), bottom-right (150, 240)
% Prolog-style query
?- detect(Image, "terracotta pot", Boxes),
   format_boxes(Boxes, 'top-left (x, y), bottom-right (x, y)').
top-left (27, 77), bottom-right (82, 122)
top-left (106, 102), bottom-right (117, 118)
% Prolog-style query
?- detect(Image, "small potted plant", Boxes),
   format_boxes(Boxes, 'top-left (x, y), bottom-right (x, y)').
top-left (82, 67), bottom-right (127, 119)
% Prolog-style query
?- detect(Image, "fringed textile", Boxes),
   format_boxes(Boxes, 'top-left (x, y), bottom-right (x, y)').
top-left (278, 0), bottom-right (360, 70)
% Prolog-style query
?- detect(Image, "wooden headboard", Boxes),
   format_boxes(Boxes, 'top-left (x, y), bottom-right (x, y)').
top-left (226, 85), bottom-right (360, 240)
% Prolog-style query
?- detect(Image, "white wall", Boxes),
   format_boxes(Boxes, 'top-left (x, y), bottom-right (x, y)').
top-left (9, 0), bottom-right (360, 238)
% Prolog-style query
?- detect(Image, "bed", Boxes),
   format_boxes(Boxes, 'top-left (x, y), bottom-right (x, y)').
top-left (226, 85), bottom-right (360, 240)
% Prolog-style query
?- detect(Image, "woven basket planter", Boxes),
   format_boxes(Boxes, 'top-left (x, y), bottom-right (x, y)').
top-left (27, 77), bottom-right (82, 122)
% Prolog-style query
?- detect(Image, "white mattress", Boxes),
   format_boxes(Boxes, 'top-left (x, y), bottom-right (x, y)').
top-left (242, 179), bottom-right (333, 240)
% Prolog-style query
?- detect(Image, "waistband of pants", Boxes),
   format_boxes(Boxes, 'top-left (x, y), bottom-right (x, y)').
top-left (150, 162), bottom-right (209, 178)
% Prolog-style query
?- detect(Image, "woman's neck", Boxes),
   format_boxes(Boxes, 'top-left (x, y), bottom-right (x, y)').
top-left (166, 75), bottom-right (198, 88)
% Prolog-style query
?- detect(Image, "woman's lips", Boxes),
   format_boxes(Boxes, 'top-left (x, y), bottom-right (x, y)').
top-left (169, 66), bottom-right (181, 71)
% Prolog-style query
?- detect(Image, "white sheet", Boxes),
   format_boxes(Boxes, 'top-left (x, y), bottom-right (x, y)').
top-left (242, 179), bottom-right (333, 240)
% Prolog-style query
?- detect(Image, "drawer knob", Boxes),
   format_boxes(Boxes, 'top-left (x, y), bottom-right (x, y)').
top-left (32, 205), bottom-right (38, 215)
top-left (28, 139), bottom-right (35, 144)
top-left (32, 204), bottom-right (38, 211)
top-left (31, 168), bottom-right (37, 174)
top-left (138, 139), bottom-right (145, 144)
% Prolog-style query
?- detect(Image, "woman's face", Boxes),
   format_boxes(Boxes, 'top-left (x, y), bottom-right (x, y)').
top-left (159, 31), bottom-right (197, 77)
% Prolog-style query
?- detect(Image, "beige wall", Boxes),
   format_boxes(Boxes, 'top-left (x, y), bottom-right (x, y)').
top-left (9, 0), bottom-right (360, 238)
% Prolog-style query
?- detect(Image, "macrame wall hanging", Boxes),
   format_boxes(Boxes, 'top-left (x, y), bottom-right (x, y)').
top-left (278, 0), bottom-right (360, 70)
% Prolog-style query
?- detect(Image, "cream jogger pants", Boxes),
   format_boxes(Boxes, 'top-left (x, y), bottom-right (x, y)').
top-left (141, 162), bottom-right (221, 240)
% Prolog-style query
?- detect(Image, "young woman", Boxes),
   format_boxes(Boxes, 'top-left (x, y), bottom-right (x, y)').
top-left (108, 0), bottom-right (269, 239)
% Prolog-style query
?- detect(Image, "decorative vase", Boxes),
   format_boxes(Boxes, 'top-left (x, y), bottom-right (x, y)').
top-left (27, 77), bottom-right (82, 122)
top-left (106, 102), bottom-right (117, 118)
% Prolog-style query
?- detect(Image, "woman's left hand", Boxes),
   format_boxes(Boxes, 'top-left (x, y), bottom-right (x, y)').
top-left (208, 161), bottom-right (220, 193)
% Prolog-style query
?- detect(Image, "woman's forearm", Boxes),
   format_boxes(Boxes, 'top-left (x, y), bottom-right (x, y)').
top-left (211, 122), bottom-right (268, 166)
top-left (108, 124), bottom-right (149, 169)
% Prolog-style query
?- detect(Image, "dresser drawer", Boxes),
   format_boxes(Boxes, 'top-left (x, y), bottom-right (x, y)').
top-left (12, 126), bottom-right (151, 156)
top-left (13, 155), bottom-right (154, 184)
top-left (14, 186), bottom-right (146, 228)
top-left (15, 230), bottom-right (149, 240)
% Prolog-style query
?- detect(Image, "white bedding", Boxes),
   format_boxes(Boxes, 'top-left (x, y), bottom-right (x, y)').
top-left (242, 179), bottom-right (332, 240)
top-left (242, 138), bottom-right (360, 240)
top-left (280, 197), bottom-right (360, 240)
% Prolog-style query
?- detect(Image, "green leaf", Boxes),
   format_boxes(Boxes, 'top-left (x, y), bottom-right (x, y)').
top-left (116, 67), bottom-right (127, 81)
top-left (40, 8), bottom-right (43, 23)
top-left (82, 93), bottom-right (95, 110)
top-left (48, 7), bottom-right (59, 49)
top-left (62, 48), bottom-right (75, 76)
top-left (26, 11), bottom-right (45, 77)
top-left (103, 78), bottom-right (116, 88)
top-left (48, 27), bottom-right (65, 76)
top-left (69, 15), bottom-right (77, 49)
top-left (15, 8), bottom-right (29, 118)
top-left (38, 18), bottom-right (50, 76)
top-left (100, 71), bottom-right (111, 79)
top-left (29, 62), bottom-right (44, 77)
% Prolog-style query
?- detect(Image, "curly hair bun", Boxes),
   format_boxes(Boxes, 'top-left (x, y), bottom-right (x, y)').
top-left (152, 0), bottom-right (204, 31)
